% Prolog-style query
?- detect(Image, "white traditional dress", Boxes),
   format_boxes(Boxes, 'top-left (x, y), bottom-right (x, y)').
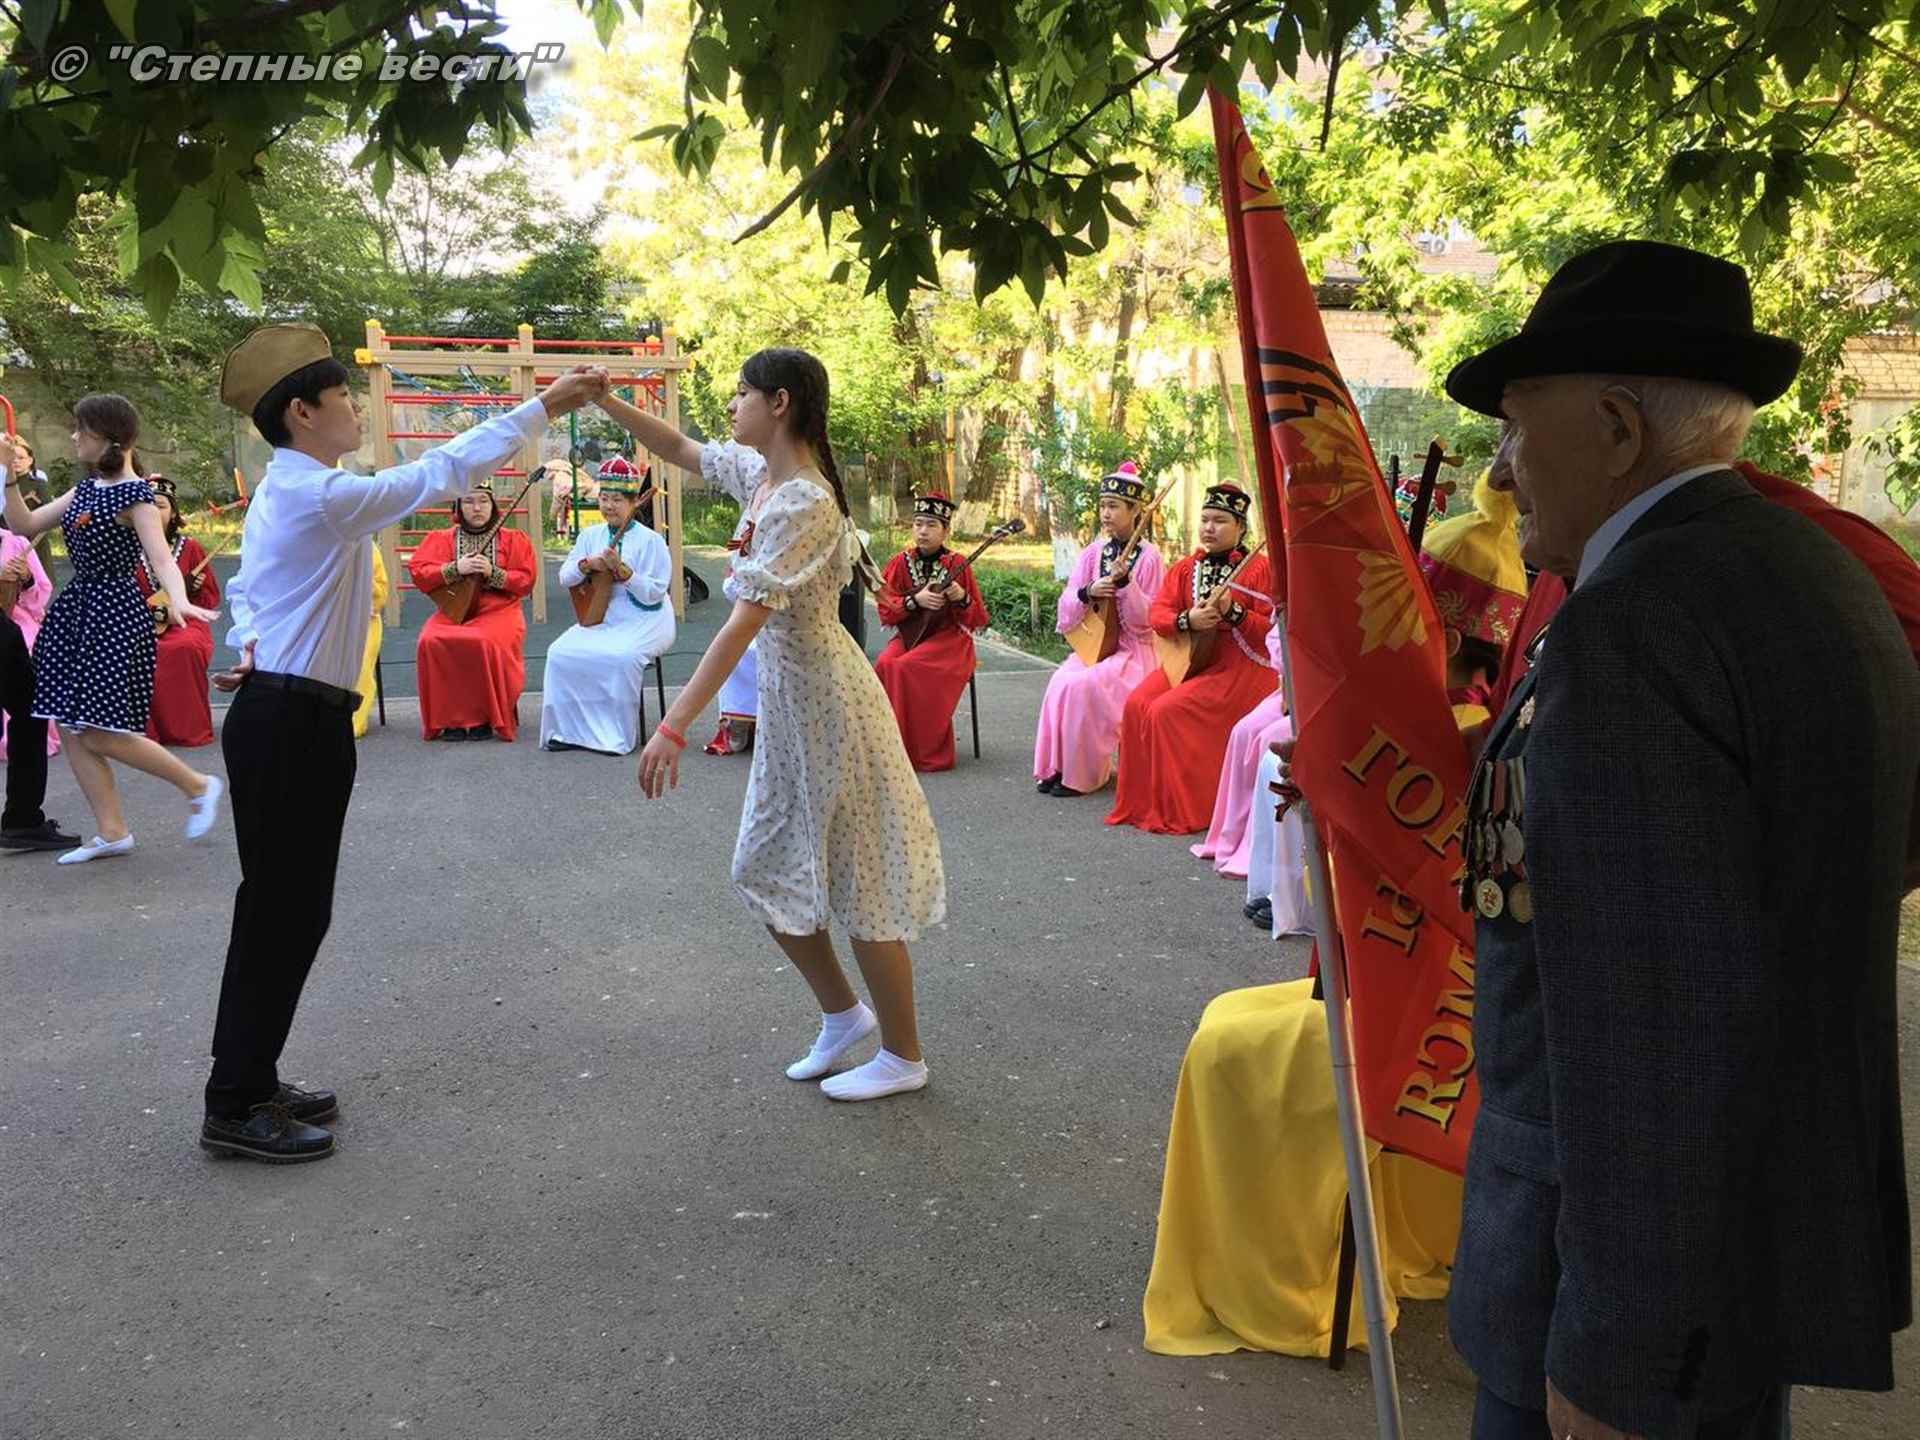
top-left (729, 470), bottom-right (945, 941)
top-left (701, 440), bottom-right (766, 730)
top-left (539, 519), bottom-right (675, 754)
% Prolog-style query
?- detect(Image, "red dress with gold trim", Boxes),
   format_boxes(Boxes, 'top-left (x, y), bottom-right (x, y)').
top-left (873, 546), bottom-right (989, 772)
top-left (1106, 547), bottom-right (1276, 834)
top-left (135, 535), bottom-right (218, 749)
top-left (408, 525), bottom-right (535, 740)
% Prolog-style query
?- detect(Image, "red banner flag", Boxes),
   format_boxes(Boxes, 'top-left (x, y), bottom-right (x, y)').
top-left (1210, 87), bottom-right (1480, 1175)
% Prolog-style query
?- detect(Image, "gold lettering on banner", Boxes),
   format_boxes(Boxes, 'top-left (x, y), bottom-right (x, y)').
top-left (1359, 879), bottom-right (1423, 956)
top-left (1393, 944), bottom-right (1478, 1131)
top-left (1343, 726), bottom-right (1407, 784)
top-left (1385, 763), bottom-right (1444, 827)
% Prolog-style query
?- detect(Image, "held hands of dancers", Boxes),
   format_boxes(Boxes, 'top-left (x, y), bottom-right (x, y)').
top-left (212, 639), bottom-right (256, 693)
top-left (537, 365), bottom-right (613, 418)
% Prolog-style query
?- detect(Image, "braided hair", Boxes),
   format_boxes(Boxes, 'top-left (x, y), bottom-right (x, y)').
top-left (73, 393), bottom-right (144, 480)
top-left (739, 348), bottom-right (850, 518)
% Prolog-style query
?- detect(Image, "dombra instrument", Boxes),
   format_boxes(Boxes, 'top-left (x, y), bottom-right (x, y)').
top-left (146, 526), bottom-right (241, 636)
top-left (0, 571), bottom-right (19, 617)
top-left (429, 469), bottom-right (544, 626)
top-left (892, 518), bottom-right (1025, 652)
top-left (1153, 539), bottom-right (1269, 686)
top-left (1064, 480), bottom-right (1177, 669)
top-left (569, 482), bottom-right (658, 628)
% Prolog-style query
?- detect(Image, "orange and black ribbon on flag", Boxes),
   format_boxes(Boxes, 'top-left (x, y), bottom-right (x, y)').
top-left (1210, 87), bottom-right (1480, 1176)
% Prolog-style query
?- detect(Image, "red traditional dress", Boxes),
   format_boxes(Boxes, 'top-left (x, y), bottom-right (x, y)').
top-left (135, 535), bottom-right (219, 748)
top-left (873, 546), bottom-right (990, 772)
top-left (1106, 546), bottom-right (1276, 835)
top-left (408, 524), bottom-right (535, 741)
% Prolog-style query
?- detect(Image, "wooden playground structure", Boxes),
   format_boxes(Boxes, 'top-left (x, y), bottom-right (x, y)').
top-left (356, 321), bottom-right (692, 627)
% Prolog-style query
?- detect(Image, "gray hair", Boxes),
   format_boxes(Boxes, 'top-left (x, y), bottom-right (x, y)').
top-left (1608, 376), bottom-right (1757, 466)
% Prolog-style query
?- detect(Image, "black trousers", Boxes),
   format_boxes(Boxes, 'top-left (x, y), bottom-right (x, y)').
top-left (1473, 1383), bottom-right (1790, 1439)
top-left (204, 681), bottom-right (356, 1118)
top-left (0, 611), bottom-right (47, 832)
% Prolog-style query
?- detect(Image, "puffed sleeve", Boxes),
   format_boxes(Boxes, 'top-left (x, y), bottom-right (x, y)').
top-left (700, 440), bottom-right (768, 505)
top-left (730, 479), bottom-right (845, 611)
top-left (100, 477), bottom-right (156, 520)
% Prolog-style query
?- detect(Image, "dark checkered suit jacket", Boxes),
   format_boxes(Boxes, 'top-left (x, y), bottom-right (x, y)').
top-left (1449, 469), bottom-right (1918, 1435)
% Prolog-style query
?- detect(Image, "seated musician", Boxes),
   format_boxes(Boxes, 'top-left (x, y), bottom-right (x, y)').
top-left (540, 463), bottom-right (674, 754)
top-left (1106, 483), bottom-right (1273, 835)
top-left (136, 476), bottom-right (220, 748)
top-left (1140, 470), bottom-right (1527, 1361)
top-left (872, 493), bottom-right (989, 773)
top-left (1033, 461), bottom-right (1164, 797)
top-left (408, 479), bottom-right (536, 742)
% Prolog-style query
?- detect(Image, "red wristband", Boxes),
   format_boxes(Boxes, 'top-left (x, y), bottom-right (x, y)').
top-left (656, 720), bottom-right (688, 749)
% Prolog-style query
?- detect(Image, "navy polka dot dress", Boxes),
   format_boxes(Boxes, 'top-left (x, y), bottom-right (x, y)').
top-left (32, 475), bottom-right (158, 733)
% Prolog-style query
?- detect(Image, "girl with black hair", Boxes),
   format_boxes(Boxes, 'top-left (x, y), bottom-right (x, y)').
top-left (635, 347), bottom-right (946, 1102)
top-left (0, 399), bottom-right (224, 864)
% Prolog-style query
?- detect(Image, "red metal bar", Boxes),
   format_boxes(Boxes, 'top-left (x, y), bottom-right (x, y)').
top-left (386, 393), bottom-right (520, 406)
top-left (380, 335), bottom-right (659, 351)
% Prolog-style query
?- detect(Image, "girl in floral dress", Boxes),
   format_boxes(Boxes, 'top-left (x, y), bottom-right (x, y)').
top-left (0, 399), bottom-right (223, 864)
top-left (633, 350), bottom-right (946, 1102)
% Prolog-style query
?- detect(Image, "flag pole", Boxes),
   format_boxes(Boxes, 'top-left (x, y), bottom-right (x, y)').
top-left (1271, 615), bottom-right (1407, 1440)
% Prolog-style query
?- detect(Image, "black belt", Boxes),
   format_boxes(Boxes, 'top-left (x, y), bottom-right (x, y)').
top-left (244, 669), bottom-right (363, 712)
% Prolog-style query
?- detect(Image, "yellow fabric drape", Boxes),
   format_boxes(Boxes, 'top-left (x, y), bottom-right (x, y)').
top-left (352, 544), bottom-right (388, 739)
top-left (1142, 978), bottom-right (1462, 1357)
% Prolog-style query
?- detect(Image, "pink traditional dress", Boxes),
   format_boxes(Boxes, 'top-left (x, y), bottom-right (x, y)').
top-left (0, 529), bottom-right (58, 760)
top-left (1032, 534), bottom-right (1165, 794)
top-left (1190, 623), bottom-right (1288, 878)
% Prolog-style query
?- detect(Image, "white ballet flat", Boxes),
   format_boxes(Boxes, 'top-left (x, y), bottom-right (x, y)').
top-left (186, 775), bottom-right (224, 842)
top-left (57, 834), bottom-right (136, 865)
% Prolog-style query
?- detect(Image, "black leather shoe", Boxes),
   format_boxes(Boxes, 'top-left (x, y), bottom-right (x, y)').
top-left (1244, 897), bottom-right (1274, 929)
top-left (467, 725), bottom-right (493, 740)
top-left (0, 818), bottom-right (84, 851)
top-left (1036, 774), bottom-right (1061, 794)
top-left (274, 1081), bottom-right (338, 1124)
top-left (200, 1102), bottom-right (335, 1163)
top-left (441, 727), bottom-right (468, 742)
top-left (1051, 783), bottom-right (1085, 797)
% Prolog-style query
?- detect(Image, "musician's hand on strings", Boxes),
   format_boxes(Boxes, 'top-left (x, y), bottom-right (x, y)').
top-left (637, 729), bottom-right (681, 799)
top-left (211, 640), bottom-right (255, 693)
top-left (914, 585), bottom-right (948, 611)
top-left (1, 555), bottom-right (28, 583)
top-left (455, 553), bottom-right (491, 578)
top-left (944, 581), bottom-right (966, 603)
top-left (1186, 605), bottom-right (1222, 632)
top-left (1088, 575), bottom-right (1117, 600)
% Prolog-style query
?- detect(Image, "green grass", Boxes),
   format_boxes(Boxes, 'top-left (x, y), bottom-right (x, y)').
top-left (975, 562), bottom-right (1068, 662)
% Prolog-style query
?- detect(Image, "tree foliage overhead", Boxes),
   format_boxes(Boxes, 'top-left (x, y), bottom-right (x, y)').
top-left (0, 0), bottom-right (633, 318)
top-left (646, 0), bottom-right (1920, 313)
top-left (4, 1), bottom-right (1916, 320)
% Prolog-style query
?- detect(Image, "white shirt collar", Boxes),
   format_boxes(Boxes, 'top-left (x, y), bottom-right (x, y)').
top-left (1574, 461), bottom-right (1732, 589)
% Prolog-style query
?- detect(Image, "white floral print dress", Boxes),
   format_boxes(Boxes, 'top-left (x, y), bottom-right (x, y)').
top-left (728, 470), bottom-right (947, 941)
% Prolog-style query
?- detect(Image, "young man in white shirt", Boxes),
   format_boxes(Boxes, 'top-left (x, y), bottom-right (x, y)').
top-left (202, 323), bottom-right (606, 1163)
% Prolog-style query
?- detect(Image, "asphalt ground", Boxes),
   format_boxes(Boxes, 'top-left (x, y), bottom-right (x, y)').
top-left (3, 558), bottom-right (1918, 1438)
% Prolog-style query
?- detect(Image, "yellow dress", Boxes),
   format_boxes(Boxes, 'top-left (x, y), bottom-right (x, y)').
top-left (352, 544), bottom-right (388, 739)
top-left (1143, 701), bottom-right (1487, 1359)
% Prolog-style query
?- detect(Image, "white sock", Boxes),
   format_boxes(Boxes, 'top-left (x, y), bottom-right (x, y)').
top-left (785, 1002), bottom-right (878, 1080)
top-left (820, 1047), bottom-right (929, 1102)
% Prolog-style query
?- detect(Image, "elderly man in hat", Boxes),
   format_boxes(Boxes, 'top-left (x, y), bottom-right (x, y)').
top-left (204, 324), bottom-right (607, 1163)
top-left (1442, 241), bottom-right (1919, 1438)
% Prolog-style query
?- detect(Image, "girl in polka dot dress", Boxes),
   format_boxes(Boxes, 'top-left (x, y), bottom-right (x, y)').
top-left (0, 398), bottom-right (224, 864)
top-left (635, 349), bottom-right (947, 1102)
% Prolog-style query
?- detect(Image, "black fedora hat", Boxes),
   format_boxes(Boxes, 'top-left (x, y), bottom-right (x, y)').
top-left (1444, 240), bottom-right (1802, 418)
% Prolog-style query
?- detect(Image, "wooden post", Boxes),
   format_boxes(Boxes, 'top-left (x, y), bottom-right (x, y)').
top-left (515, 323), bottom-right (546, 623)
top-left (363, 319), bottom-right (404, 628)
top-left (663, 329), bottom-right (686, 620)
